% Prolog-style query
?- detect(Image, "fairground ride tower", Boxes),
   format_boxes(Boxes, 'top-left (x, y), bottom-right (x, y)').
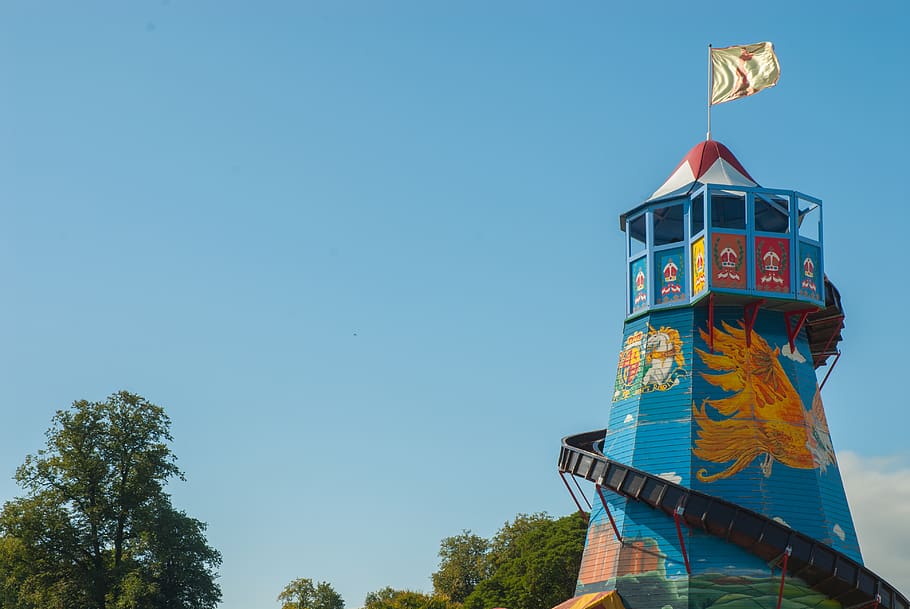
top-left (554, 141), bottom-right (908, 609)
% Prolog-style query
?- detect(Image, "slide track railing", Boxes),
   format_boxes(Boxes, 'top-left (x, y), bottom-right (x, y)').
top-left (560, 429), bottom-right (907, 609)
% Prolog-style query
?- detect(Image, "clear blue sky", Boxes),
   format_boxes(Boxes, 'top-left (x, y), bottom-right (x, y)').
top-left (1, 2), bottom-right (908, 608)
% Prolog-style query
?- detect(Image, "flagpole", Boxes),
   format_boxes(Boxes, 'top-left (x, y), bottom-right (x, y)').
top-left (707, 44), bottom-right (713, 141)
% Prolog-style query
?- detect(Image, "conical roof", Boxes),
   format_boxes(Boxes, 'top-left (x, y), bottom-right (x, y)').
top-left (647, 140), bottom-right (758, 201)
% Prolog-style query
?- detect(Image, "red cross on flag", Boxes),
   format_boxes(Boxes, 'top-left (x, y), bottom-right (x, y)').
top-left (711, 42), bottom-right (781, 105)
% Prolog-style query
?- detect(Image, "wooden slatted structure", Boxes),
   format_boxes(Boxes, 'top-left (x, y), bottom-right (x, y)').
top-left (559, 430), bottom-right (907, 609)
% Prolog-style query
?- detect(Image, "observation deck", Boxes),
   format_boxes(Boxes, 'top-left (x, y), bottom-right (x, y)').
top-left (621, 141), bottom-right (825, 318)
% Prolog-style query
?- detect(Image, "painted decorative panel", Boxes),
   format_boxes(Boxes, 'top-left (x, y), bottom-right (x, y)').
top-left (691, 237), bottom-right (706, 296)
top-left (690, 307), bottom-right (862, 563)
top-left (592, 307), bottom-right (863, 605)
top-left (630, 257), bottom-right (648, 313)
top-left (614, 329), bottom-right (645, 402)
top-left (755, 236), bottom-right (791, 293)
top-left (799, 242), bottom-right (821, 301)
top-left (612, 323), bottom-right (689, 402)
top-left (655, 248), bottom-right (686, 305)
top-left (710, 233), bottom-right (746, 289)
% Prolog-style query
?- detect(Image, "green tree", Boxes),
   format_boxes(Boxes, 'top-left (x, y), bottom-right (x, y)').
top-left (363, 587), bottom-right (455, 609)
top-left (432, 530), bottom-right (489, 603)
top-left (116, 499), bottom-right (223, 609)
top-left (279, 578), bottom-right (344, 609)
top-left (0, 392), bottom-right (221, 609)
top-left (463, 512), bottom-right (587, 609)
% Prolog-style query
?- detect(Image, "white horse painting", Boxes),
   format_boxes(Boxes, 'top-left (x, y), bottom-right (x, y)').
top-left (642, 330), bottom-right (678, 386)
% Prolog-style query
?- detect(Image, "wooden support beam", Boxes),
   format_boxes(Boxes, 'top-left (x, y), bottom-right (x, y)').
top-left (819, 351), bottom-right (842, 391)
top-left (743, 300), bottom-right (765, 348)
top-left (775, 546), bottom-right (792, 609)
top-left (708, 293), bottom-right (715, 353)
top-left (784, 308), bottom-right (818, 352)
top-left (596, 485), bottom-right (623, 543)
top-left (571, 474), bottom-right (591, 510)
top-left (813, 313), bottom-right (846, 368)
top-left (559, 472), bottom-right (586, 515)
top-left (673, 506), bottom-right (692, 575)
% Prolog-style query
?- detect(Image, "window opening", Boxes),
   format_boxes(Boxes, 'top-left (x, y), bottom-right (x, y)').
top-left (629, 214), bottom-right (647, 256)
top-left (653, 203), bottom-right (685, 246)
top-left (691, 193), bottom-right (705, 235)
top-left (710, 192), bottom-right (746, 230)
top-left (798, 199), bottom-right (821, 242)
top-left (754, 193), bottom-right (790, 233)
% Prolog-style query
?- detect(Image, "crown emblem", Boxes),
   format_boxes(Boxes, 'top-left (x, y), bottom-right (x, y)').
top-left (762, 250), bottom-right (780, 272)
top-left (803, 256), bottom-right (815, 278)
top-left (663, 260), bottom-right (679, 283)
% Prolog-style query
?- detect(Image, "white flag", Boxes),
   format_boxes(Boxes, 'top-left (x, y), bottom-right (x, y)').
top-left (711, 42), bottom-right (781, 105)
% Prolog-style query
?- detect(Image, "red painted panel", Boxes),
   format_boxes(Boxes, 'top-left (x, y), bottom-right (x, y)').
top-left (711, 233), bottom-right (747, 289)
top-left (755, 236), bottom-right (791, 293)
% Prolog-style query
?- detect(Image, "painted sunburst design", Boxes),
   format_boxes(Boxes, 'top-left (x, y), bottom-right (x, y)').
top-left (692, 322), bottom-right (835, 483)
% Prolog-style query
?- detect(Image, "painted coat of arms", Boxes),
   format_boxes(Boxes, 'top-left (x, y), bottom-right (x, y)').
top-left (614, 326), bottom-right (688, 401)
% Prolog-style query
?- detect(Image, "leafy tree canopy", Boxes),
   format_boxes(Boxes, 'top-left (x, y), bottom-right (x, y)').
top-left (431, 531), bottom-right (489, 603)
top-left (0, 391), bottom-right (221, 609)
top-left (363, 587), bottom-right (457, 609)
top-left (279, 578), bottom-right (345, 609)
top-left (431, 512), bottom-right (586, 609)
top-left (367, 512), bottom-right (585, 609)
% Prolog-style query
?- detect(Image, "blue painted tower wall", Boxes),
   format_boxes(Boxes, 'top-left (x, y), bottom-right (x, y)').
top-left (575, 305), bottom-right (861, 609)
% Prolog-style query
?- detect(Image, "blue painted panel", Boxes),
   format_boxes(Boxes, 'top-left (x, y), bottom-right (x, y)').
top-left (655, 247), bottom-right (687, 305)
top-left (630, 258), bottom-right (648, 314)
top-left (799, 242), bottom-right (822, 302)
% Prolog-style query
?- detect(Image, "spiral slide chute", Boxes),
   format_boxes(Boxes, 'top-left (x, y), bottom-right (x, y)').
top-left (559, 430), bottom-right (907, 609)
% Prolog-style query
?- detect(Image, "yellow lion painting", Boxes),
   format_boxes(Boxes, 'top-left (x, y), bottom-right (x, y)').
top-left (692, 321), bottom-right (834, 483)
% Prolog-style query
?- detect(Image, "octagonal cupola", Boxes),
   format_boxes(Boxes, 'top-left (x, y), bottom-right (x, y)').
top-left (622, 140), bottom-right (824, 318)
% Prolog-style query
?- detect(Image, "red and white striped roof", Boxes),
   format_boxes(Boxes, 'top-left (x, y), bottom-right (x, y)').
top-left (648, 140), bottom-right (758, 201)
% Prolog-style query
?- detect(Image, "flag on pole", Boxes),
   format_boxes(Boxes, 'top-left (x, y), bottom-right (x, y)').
top-left (710, 42), bottom-right (780, 105)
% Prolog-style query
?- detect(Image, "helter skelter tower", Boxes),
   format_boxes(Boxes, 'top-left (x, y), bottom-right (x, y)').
top-left (554, 141), bottom-right (908, 609)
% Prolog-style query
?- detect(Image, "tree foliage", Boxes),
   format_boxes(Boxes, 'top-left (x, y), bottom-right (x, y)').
top-left (279, 578), bottom-right (345, 609)
top-left (363, 587), bottom-right (456, 609)
top-left (431, 531), bottom-right (489, 603)
top-left (0, 392), bottom-right (221, 609)
top-left (431, 512), bottom-right (587, 609)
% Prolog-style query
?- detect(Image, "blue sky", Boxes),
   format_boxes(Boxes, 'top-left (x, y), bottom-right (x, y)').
top-left (1, 1), bottom-right (908, 608)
